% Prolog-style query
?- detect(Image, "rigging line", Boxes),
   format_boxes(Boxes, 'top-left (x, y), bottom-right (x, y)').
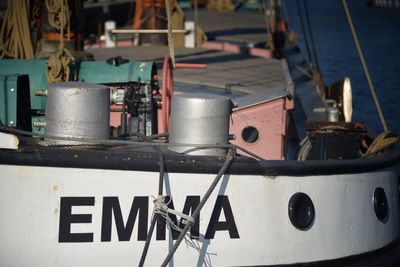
top-left (282, 0), bottom-right (291, 26)
top-left (303, 0), bottom-right (321, 73)
top-left (275, 0), bottom-right (286, 29)
top-left (160, 149), bottom-right (235, 267)
top-left (60, 0), bottom-right (64, 49)
top-left (294, 64), bottom-right (313, 78)
top-left (138, 146), bottom-right (165, 267)
top-left (262, 0), bottom-right (274, 51)
top-left (342, 0), bottom-right (388, 132)
top-left (295, 0), bottom-right (312, 65)
top-left (194, 0), bottom-right (198, 47)
top-left (262, 0), bottom-right (271, 35)
top-left (165, 0), bottom-right (175, 68)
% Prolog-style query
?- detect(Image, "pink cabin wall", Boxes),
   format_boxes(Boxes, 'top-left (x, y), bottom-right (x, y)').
top-left (230, 98), bottom-right (287, 160)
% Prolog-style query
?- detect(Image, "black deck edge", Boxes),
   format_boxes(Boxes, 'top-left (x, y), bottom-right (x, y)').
top-left (0, 138), bottom-right (399, 176)
top-left (236, 238), bottom-right (400, 267)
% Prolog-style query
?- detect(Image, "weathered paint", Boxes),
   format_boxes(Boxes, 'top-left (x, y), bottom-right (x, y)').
top-left (0, 165), bottom-right (398, 266)
top-left (230, 98), bottom-right (287, 160)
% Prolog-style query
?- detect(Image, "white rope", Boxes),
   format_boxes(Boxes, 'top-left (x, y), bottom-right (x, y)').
top-left (153, 196), bottom-right (195, 231)
top-left (152, 196), bottom-right (211, 267)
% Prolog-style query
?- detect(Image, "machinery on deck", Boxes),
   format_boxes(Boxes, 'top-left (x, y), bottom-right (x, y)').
top-left (0, 57), bottom-right (159, 138)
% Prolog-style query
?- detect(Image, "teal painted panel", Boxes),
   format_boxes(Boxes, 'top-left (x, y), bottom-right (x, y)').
top-left (0, 59), bottom-right (156, 112)
top-left (0, 59), bottom-right (48, 110)
top-left (0, 59), bottom-right (156, 133)
top-left (0, 74), bottom-right (18, 127)
top-left (132, 61), bottom-right (155, 84)
top-left (79, 61), bottom-right (155, 84)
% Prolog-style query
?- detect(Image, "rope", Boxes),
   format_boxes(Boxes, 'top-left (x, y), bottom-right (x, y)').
top-left (45, 0), bottom-right (70, 42)
top-left (295, 0), bottom-right (324, 91)
top-left (138, 146), bottom-right (165, 267)
top-left (0, 0), bottom-right (34, 59)
top-left (295, 0), bottom-right (312, 63)
top-left (303, 0), bottom-right (321, 72)
top-left (153, 196), bottom-right (195, 227)
top-left (262, 0), bottom-right (275, 51)
top-left (165, 0), bottom-right (175, 68)
top-left (342, 0), bottom-right (388, 132)
top-left (152, 196), bottom-right (211, 267)
top-left (367, 132), bottom-right (399, 154)
top-left (45, 50), bottom-right (71, 83)
top-left (45, 0), bottom-right (72, 83)
top-left (160, 149), bottom-right (235, 267)
top-left (295, 64), bottom-right (313, 78)
top-left (194, 0), bottom-right (200, 48)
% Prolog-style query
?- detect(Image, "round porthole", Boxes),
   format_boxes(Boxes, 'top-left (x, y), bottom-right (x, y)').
top-left (288, 192), bottom-right (315, 230)
top-left (241, 126), bottom-right (259, 144)
top-left (373, 187), bottom-right (388, 222)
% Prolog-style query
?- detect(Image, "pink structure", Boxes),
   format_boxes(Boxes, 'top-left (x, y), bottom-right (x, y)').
top-left (110, 104), bottom-right (122, 127)
top-left (230, 93), bottom-right (293, 160)
top-left (201, 41), bottom-right (273, 58)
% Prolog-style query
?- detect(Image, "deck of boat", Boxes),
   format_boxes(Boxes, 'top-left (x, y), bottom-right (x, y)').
top-left (86, 11), bottom-right (284, 95)
top-left (86, 10), bottom-right (326, 122)
top-left (87, 45), bottom-right (286, 95)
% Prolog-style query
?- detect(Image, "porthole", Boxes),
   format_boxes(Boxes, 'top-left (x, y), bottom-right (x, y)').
top-left (288, 192), bottom-right (315, 230)
top-left (373, 187), bottom-right (388, 222)
top-left (241, 126), bottom-right (259, 144)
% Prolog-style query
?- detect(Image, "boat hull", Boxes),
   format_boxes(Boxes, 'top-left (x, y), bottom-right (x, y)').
top-left (0, 164), bottom-right (398, 266)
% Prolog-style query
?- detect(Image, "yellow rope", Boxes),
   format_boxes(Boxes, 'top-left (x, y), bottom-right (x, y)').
top-left (45, 0), bottom-right (72, 83)
top-left (45, 50), bottom-right (71, 83)
top-left (0, 0), bottom-right (34, 59)
top-left (342, 0), bottom-right (388, 132)
top-left (342, 0), bottom-right (399, 153)
top-left (367, 131), bottom-right (399, 154)
top-left (45, 0), bottom-right (70, 43)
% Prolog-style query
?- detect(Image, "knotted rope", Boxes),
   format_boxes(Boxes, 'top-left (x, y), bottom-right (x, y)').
top-left (45, 0), bottom-right (72, 83)
top-left (45, 49), bottom-right (72, 83)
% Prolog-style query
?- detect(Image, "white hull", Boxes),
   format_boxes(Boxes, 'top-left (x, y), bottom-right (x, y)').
top-left (0, 164), bottom-right (398, 266)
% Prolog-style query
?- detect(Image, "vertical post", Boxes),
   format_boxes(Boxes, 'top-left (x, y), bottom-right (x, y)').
top-left (105, 21), bottom-right (116, 48)
top-left (184, 21), bottom-right (195, 48)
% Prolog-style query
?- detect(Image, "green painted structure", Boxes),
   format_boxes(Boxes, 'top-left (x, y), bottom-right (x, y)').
top-left (0, 74), bottom-right (20, 128)
top-left (0, 59), bottom-right (156, 133)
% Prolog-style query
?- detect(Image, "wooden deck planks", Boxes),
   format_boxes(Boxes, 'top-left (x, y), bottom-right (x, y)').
top-left (86, 10), bottom-right (283, 95)
top-left (185, 10), bottom-right (268, 47)
top-left (87, 45), bottom-right (286, 95)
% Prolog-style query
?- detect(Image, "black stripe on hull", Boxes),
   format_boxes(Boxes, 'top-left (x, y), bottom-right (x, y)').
top-left (0, 137), bottom-right (399, 176)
